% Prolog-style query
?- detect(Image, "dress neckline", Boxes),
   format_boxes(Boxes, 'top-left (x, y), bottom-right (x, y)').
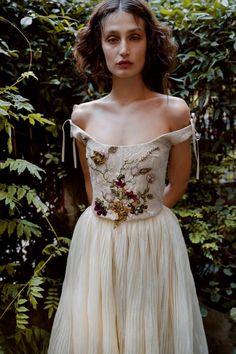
top-left (69, 120), bottom-right (192, 148)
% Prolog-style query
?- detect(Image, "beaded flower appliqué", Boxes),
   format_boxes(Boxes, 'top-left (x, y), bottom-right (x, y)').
top-left (89, 145), bottom-right (160, 226)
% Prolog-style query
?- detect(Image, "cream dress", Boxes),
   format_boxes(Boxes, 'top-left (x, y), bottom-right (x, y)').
top-left (48, 118), bottom-right (208, 354)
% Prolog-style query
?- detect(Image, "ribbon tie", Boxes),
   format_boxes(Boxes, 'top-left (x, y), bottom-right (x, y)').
top-left (61, 119), bottom-right (77, 168)
top-left (190, 113), bottom-right (200, 179)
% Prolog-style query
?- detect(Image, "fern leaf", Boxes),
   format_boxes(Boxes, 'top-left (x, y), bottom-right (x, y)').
top-left (44, 287), bottom-right (59, 319)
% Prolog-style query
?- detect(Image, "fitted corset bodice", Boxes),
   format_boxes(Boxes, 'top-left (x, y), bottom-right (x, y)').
top-left (62, 119), bottom-right (198, 226)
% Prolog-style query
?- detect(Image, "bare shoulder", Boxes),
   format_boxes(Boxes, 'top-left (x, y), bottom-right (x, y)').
top-left (71, 101), bottom-right (95, 129)
top-left (162, 95), bottom-right (190, 131)
top-left (71, 96), bottom-right (109, 129)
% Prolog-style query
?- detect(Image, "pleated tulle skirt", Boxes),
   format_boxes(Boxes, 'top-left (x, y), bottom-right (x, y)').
top-left (48, 206), bottom-right (208, 354)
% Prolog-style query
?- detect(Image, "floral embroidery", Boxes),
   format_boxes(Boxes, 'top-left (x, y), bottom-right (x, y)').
top-left (111, 201), bottom-right (129, 224)
top-left (146, 173), bottom-right (156, 184)
top-left (115, 174), bottom-right (126, 188)
top-left (94, 199), bottom-right (107, 216)
top-left (108, 146), bottom-right (118, 154)
top-left (130, 166), bottom-right (139, 176)
top-left (90, 145), bottom-right (159, 226)
top-left (104, 193), bottom-right (115, 203)
top-left (94, 172), bottom-right (153, 226)
top-left (91, 150), bottom-right (108, 165)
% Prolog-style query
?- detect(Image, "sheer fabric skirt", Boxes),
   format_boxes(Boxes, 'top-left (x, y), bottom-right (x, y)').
top-left (48, 206), bottom-right (208, 354)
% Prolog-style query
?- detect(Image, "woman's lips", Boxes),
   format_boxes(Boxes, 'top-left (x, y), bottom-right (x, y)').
top-left (117, 60), bottom-right (133, 68)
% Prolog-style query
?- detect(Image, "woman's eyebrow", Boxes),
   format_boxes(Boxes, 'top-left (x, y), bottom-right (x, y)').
top-left (103, 28), bottom-right (143, 35)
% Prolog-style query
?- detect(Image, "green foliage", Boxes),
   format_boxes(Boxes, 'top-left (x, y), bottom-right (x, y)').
top-left (0, 219), bottom-right (41, 239)
top-left (44, 287), bottom-right (60, 319)
top-left (16, 299), bottom-right (30, 331)
top-left (0, 159), bottom-right (45, 179)
top-left (174, 154), bottom-right (236, 315)
top-left (0, 0), bottom-right (235, 352)
top-left (151, 0), bottom-right (236, 325)
top-left (0, 3), bottom-right (73, 350)
top-left (153, 0), bottom-right (236, 121)
top-left (28, 277), bottom-right (45, 310)
top-left (0, 183), bottom-right (48, 215)
top-left (230, 307), bottom-right (236, 322)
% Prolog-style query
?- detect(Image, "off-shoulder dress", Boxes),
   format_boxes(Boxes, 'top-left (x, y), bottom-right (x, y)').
top-left (48, 118), bottom-right (208, 354)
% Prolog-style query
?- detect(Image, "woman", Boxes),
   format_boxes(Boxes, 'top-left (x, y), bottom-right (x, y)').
top-left (48, 0), bottom-right (208, 353)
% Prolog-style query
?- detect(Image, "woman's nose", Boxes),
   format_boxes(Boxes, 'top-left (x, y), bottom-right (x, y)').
top-left (119, 39), bottom-right (129, 57)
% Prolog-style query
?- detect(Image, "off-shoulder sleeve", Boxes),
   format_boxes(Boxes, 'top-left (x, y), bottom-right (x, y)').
top-left (165, 125), bottom-right (192, 146)
top-left (164, 114), bottom-right (200, 179)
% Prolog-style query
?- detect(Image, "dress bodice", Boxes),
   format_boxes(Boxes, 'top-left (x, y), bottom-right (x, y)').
top-left (62, 119), bottom-right (198, 226)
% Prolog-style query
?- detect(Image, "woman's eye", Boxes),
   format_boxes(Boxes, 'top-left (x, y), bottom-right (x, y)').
top-left (107, 37), bottom-right (118, 43)
top-left (130, 36), bottom-right (141, 41)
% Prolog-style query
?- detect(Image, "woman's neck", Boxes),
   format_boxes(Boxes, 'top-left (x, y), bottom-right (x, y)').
top-left (107, 76), bottom-right (154, 105)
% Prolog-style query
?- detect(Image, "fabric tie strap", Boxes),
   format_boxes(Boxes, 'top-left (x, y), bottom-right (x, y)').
top-left (61, 120), bottom-right (67, 164)
top-left (61, 119), bottom-right (77, 168)
top-left (190, 113), bottom-right (200, 180)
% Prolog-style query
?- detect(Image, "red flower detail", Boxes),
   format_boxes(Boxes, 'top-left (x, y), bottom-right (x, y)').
top-left (94, 200), bottom-right (107, 216)
top-left (125, 191), bottom-right (138, 200)
top-left (115, 180), bottom-right (126, 188)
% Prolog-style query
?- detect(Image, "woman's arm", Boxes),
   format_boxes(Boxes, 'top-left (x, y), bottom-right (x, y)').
top-left (76, 140), bottom-right (93, 205)
top-left (163, 97), bottom-right (192, 208)
top-left (163, 138), bottom-right (191, 208)
top-left (72, 104), bottom-right (92, 204)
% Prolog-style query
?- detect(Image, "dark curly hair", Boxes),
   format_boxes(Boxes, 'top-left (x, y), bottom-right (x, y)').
top-left (73, 0), bottom-right (177, 93)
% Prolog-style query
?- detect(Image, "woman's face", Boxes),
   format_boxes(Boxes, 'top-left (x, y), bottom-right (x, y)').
top-left (101, 10), bottom-right (147, 80)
